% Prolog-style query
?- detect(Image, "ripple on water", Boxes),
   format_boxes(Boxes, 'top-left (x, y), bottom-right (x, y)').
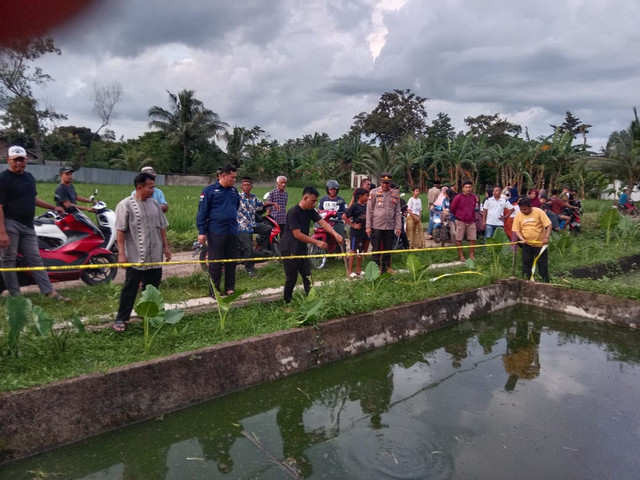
top-left (337, 424), bottom-right (453, 480)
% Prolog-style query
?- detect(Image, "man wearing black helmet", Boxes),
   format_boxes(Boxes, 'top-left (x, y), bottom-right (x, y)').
top-left (318, 179), bottom-right (347, 246)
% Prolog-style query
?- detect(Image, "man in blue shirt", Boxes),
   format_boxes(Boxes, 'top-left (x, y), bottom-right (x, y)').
top-left (197, 165), bottom-right (240, 296)
top-left (136, 166), bottom-right (169, 212)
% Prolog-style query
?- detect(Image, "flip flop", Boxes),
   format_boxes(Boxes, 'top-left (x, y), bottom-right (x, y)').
top-left (112, 320), bottom-right (126, 332)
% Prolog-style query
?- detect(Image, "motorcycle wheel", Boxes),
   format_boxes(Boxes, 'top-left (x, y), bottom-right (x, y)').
top-left (272, 240), bottom-right (281, 258)
top-left (81, 253), bottom-right (118, 286)
top-left (433, 227), bottom-right (446, 245)
top-left (308, 243), bottom-right (327, 269)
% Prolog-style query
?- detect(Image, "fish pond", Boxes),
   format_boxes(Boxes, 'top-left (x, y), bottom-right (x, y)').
top-left (2, 305), bottom-right (639, 479)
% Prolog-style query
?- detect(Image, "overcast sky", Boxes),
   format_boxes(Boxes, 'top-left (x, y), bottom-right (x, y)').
top-left (31, 0), bottom-right (640, 152)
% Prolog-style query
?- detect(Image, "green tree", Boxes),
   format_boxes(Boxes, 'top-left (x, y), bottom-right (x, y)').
top-left (147, 89), bottom-right (228, 173)
top-left (223, 125), bottom-right (266, 168)
top-left (597, 111), bottom-right (640, 191)
top-left (464, 113), bottom-right (522, 147)
top-left (0, 36), bottom-right (64, 160)
top-left (351, 88), bottom-right (429, 146)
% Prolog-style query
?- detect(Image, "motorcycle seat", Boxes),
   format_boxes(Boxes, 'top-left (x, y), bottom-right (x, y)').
top-left (34, 217), bottom-right (56, 226)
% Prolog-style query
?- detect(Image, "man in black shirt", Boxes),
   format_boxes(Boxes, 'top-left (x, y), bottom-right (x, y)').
top-left (55, 166), bottom-right (96, 212)
top-left (280, 186), bottom-right (343, 303)
top-left (0, 146), bottom-right (69, 300)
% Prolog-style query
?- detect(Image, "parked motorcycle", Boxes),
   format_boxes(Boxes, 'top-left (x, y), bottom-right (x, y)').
top-left (431, 205), bottom-right (451, 246)
top-left (308, 210), bottom-right (339, 269)
top-left (37, 189), bottom-right (117, 252)
top-left (0, 208), bottom-right (118, 293)
top-left (559, 205), bottom-right (581, 233)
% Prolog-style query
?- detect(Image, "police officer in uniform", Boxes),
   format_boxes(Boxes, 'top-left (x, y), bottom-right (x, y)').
top-left (366, 172), bottom-right (401, 273)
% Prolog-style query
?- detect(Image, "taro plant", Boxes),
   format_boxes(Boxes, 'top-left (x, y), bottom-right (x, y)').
top-left (207, 277), bottom-right (246, 330)
top-left (135, 285), bottom-right (184, 353)
top-left (405, 253), bottom-right (430, 283)
top-left (363, 260), bottom-right (392, 291)
top-left (2, 296), bottom-right (84, 357)
top-left (549, 231), bottom-right (572, 257)
top-left (484, 229), bottom-right (511, 272)
top-left (292, 287), bottom-right (325, 327)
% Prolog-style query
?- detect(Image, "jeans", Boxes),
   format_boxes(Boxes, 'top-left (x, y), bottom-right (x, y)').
top-left (484, 224), bottom-right (503, 239)
top-left (115, 267), bottom-right (162, 323)
top-left (0, 219), bottom-right (54, 296)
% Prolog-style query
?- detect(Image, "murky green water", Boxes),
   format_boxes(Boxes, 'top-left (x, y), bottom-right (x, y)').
top-left (3, 306), bottom-right (640, 479)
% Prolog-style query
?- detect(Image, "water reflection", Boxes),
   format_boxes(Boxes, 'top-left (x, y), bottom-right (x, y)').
top-left (502, 320), bottom-right (541, 391)
top-left (2, 306), bottom-right (640, 479)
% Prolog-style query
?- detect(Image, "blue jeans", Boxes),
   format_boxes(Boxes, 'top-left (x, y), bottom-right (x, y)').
top-left (0, 219), bottom-right (54, 296)
top-left (484, 224), bottom-right (503, 239)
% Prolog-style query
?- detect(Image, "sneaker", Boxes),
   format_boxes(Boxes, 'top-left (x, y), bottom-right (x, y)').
top-left (349, 272), bottom-right (359, 278)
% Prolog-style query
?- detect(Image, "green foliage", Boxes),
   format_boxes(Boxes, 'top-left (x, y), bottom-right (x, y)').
top-left (363, 260), bottom-right (392, 290)
top-left (549, 231), bottom-right (572, 257)
top-left (599, 208), bottom-right (621, 245)
top-left (4, 296), bottom-right (31, 356)
top-left (135, 285), bottom-right (184, 353)
top-left (291, 288), bottom-right (326, 327)
top-left (484, 229), bottom-right (511, 271)
top-left (406, 253), bottom-right (430, 283)
top-left (207, 277), bottom-right (246, 330)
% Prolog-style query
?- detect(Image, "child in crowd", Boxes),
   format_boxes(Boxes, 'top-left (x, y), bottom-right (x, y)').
top-left (343, 188), bottom-right (369, 277)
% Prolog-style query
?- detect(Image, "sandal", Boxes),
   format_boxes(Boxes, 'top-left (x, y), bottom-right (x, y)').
top-left (112, 320), bottom-right (126, 332)
top-left (48, 292), bottom-right (71, 302)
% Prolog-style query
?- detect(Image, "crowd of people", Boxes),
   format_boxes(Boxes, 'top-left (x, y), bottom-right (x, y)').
top-left (1, 144), bottom-right (633, 330)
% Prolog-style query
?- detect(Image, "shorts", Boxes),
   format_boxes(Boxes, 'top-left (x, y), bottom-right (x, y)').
top-left (350, 236), bottom-right (368, 253)
top-left (454, 220), bottom-right (477, 241)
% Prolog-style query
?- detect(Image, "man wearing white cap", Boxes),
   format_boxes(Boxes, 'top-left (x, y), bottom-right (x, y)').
top-left (132, 166), bottom-right (169, 212)
top-left (0, 146), bottom-right (70, 300)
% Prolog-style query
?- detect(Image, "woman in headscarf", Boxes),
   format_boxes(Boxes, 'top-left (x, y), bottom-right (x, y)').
top-left (528, 189), bottom-right (542, 208)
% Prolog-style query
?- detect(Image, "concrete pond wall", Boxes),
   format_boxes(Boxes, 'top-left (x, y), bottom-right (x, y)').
top-left (1, 280), bottom-right (638, 463)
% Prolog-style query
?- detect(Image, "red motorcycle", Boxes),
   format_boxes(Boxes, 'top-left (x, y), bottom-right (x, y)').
top-left (0, 209), bottom-right (118, 293)
top-left (308, 210), bottom-right (339, 269)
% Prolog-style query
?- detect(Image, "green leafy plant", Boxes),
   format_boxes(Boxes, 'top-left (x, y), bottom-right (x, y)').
top-left (31, 305), bottom-right (85, 356)
top-left (207, 277), bottom-right (246, 330)
top-left (599, 208), bottom-right (621, 245)
top-left (291, 287), bottom-right (326, 327)
top-left (4, 296), bottom-right (31, 356)
top-left (405, 253), bottom-right (430, 283)
top-left (614, 215), bottom-right (640, 250)
top-left (484, 229), bottom-right (511, 271)
top-left (3, 296), bottom-right (84, 357)
top-left (135, 285), bottom-right (185, 353)
top-left (363, 261), bottom-right (392, 291)
top-left (549, 231), bottom-right (572, 257)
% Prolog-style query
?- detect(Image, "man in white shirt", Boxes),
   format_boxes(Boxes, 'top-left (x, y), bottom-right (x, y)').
top-left (482, 186), bottom-right (513, 239)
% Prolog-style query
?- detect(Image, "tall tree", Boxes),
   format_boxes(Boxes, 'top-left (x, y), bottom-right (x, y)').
top-left (351, 88), bottom-right (429, 146)
top-left (148, 89), bottom-right (228, 173)
top-left (550, 110), bottom-right (592, 148)
top-left (91, 81), bottom-right (122, 142)
top-left (0, 36), bottom-right (64, 160)
top-left (596, 110), bottom-right (640, 191)
top-left (223, 125), bottom-right (266, 168)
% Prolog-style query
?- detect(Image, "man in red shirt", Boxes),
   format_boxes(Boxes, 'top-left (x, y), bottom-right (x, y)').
top-left (548, 189), bottom-right (577, 229)
top-left (450, 180), bottom-right (478, 262)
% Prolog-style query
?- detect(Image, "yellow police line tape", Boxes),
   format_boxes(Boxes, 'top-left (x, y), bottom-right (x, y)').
top-left (0, 241), bottom-right (524, 273)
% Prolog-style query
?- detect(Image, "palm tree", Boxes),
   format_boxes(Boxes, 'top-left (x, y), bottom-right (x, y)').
top-left (148, 89), bottom-right (228, 173)
top-left (594, 126), bottom-right (640, 192)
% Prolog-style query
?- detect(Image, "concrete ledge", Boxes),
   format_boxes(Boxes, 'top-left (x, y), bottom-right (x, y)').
top-left (1, 279), bottom-right (638, 463)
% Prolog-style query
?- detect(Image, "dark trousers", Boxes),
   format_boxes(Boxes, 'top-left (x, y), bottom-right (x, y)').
top-left (370, 229), bottom-right (395, 273)
top-left (115, 267), bottom-right (162, 323)
top-left (207, 232), bottom-right (238, 293)
top-left (521, 244), bottom-right (549, 282)
top-left (283, 256), bottom-right (312, 303)
top-left (237, 232), bottom-right (255, 272)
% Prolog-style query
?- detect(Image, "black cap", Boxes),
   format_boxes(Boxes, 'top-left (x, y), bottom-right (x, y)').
top-left (59, 166), bottom-right (74, 174)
